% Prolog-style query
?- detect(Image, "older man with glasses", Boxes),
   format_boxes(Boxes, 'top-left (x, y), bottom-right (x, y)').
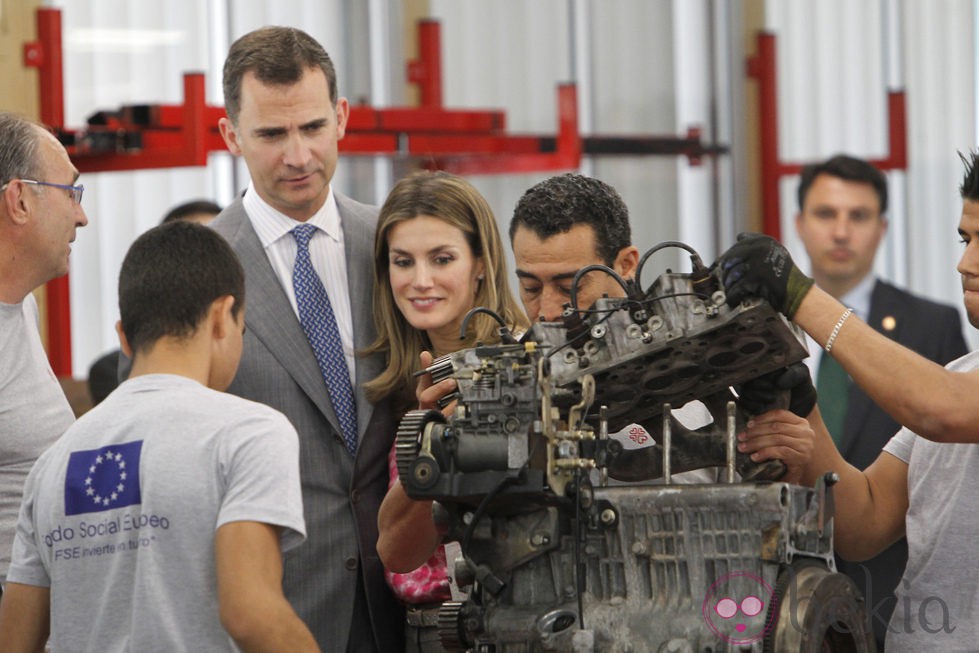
top-left (0, 111), bottom-right (88, 598)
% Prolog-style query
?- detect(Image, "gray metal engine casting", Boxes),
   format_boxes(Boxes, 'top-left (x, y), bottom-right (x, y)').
top-left (396, 248), bottom-right (875, 652)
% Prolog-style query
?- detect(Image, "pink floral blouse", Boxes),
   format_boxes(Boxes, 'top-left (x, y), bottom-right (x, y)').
top-left (384, 444), bottom-right (452, 604)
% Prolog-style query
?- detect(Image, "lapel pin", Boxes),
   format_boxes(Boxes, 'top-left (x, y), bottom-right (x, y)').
top-left (882, 315), bottom-right (896, 331)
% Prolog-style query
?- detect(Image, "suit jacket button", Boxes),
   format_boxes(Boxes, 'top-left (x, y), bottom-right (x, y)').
top-left (345, 556), bottom-right (358, 571)
top-left (350, 489), bottom-right (359, 503)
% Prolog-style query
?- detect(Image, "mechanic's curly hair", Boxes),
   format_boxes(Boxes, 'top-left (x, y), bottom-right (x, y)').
top-left (509, 173), bottom-right (631, 266)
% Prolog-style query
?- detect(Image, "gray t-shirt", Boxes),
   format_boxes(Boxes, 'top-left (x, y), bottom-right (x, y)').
top-left (0, 295), bottom-right (74, 583)
top-left (7, 374), bottom-right (306, 652)
top-left (882, 350), bottom-right (979, 652)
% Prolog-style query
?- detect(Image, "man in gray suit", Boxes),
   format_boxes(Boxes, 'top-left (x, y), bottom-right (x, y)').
top-left (211, 27), bottom-right (402, 652)
top-left (794, 154), bottom-right (968, 646)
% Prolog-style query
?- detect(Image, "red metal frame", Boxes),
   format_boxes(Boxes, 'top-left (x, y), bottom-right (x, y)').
top-left (745, 32), bottom-right (907, 239)
top-left (407, 20), bottom-right (442, 107)
top-left (23, 8), bottom-right (72, 375)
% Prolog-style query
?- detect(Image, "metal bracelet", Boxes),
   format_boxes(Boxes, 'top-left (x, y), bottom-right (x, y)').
top-left (824, 307), bottom-right (853, 353)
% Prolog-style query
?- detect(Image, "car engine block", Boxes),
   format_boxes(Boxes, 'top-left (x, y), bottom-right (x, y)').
top-left (396, 244), bottom-right (875, 652)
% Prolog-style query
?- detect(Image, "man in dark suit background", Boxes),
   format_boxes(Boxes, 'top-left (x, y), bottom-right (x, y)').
top-left (210, 26), bottom-right (402, 653)
top-left (794, 154), bottom-right (969, 646)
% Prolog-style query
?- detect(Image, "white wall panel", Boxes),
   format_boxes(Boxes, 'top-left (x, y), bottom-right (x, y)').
top-left (674, 0), bottom-right (715, 267)
top-left (768, 0), bottom-right (977, 347)
top-left (903, 1), bottom-right (975, 319)
top-left (769, 0), bottom-right (887, 158)
top-left (428, 0), bottom-right (574, 297)
top-left (59, 0), bottom-right (223, 375)
top-left (429, 0), bottom-right (700, 287)
top-left (591, 0), bottom-right (684, 273)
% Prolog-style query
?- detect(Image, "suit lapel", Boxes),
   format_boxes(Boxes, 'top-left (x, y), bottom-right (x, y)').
top-left (337, 193), bottom-right (380, 439)
top-left (228, 206), bottom-right (344, 435)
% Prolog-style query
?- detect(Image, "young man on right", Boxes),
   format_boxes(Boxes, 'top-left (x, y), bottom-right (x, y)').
top-left (729, 152), bottom-right (979, 651)
top-left (0, 222), bottom-right (316, 652)
top-left (794, 154), bottom-right (967, 645)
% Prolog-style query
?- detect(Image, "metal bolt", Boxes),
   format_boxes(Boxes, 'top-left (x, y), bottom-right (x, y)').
top-left (531, 533), bottom-right (551, 547)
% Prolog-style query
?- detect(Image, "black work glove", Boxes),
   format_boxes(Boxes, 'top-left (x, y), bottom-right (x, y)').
top-left (717, 232), bottom-right (814, 318)
top-left (735, 362), bottom-right (817, 418)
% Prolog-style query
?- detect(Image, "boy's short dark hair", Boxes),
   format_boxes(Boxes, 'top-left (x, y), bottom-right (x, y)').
top-left (119, 222), bottom-right (244, 354)
top-left (161, 199), bottom-right (222, 224)
top-left (509, 173), bottom-right (631, 266)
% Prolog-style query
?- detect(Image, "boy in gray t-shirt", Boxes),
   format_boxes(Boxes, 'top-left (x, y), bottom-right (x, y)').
top-left (0, 222), bottom-right (320, 652)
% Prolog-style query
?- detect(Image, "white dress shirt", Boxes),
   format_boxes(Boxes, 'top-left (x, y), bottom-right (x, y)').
top-left (242, 183), bottom-right (356, 385)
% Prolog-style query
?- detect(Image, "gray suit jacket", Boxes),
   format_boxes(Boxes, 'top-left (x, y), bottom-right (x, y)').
top-left (210, 193), bottom-right (403, 653)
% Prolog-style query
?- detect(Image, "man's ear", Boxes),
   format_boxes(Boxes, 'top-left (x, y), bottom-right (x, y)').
top-left (210, 295), bottom-right (237, 340)
top-left (115, 320), bottom-right (133, 359)
top-left (2, 180), bottom-right (34, 226)
top-left (614, 245), bottom-right (640, 282)
top-left (218, 117), bottom-right (243, 156)
top-left (334, 97), bottom-right (350, 140)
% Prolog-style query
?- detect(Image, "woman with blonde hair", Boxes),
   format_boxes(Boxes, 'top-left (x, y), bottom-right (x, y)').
top-left (368, 170), bottom-right (528, 652)
top-left (365, 170), bottom-right (527, 409)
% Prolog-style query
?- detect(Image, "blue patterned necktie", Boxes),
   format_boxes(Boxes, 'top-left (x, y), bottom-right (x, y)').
top-left (291, 223), bottom-right (358, 455)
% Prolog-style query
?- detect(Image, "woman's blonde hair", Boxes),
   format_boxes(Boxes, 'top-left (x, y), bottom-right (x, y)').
top-left (364, 171), bottom-right (529, 406)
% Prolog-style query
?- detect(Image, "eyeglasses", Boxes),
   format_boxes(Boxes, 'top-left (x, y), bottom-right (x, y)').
top-left (0, 179), bottom-right (84, 204)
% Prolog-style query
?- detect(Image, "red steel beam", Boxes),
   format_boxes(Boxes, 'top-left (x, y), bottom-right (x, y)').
top-left (24, 7), bottom-right (65, 129)
top-left (407, 20), bottom-right (442, 107)
top-left (437, 84), bottom-right (580, 176)
top-left (746, 31), bottom-right (908, 240)
top-left (71, 74), bottom-right (210, 173)
top-left (24, 8), bottom-right (71, 375)
top-left (745, 32), bottom-right (782, 239)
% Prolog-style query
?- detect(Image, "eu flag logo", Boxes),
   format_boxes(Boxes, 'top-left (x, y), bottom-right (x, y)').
top-left (64, 441), bottom-right (143, 516)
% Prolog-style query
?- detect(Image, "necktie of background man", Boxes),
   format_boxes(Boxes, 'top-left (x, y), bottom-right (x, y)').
top-left (816, 353), bottom-right (849, 445)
